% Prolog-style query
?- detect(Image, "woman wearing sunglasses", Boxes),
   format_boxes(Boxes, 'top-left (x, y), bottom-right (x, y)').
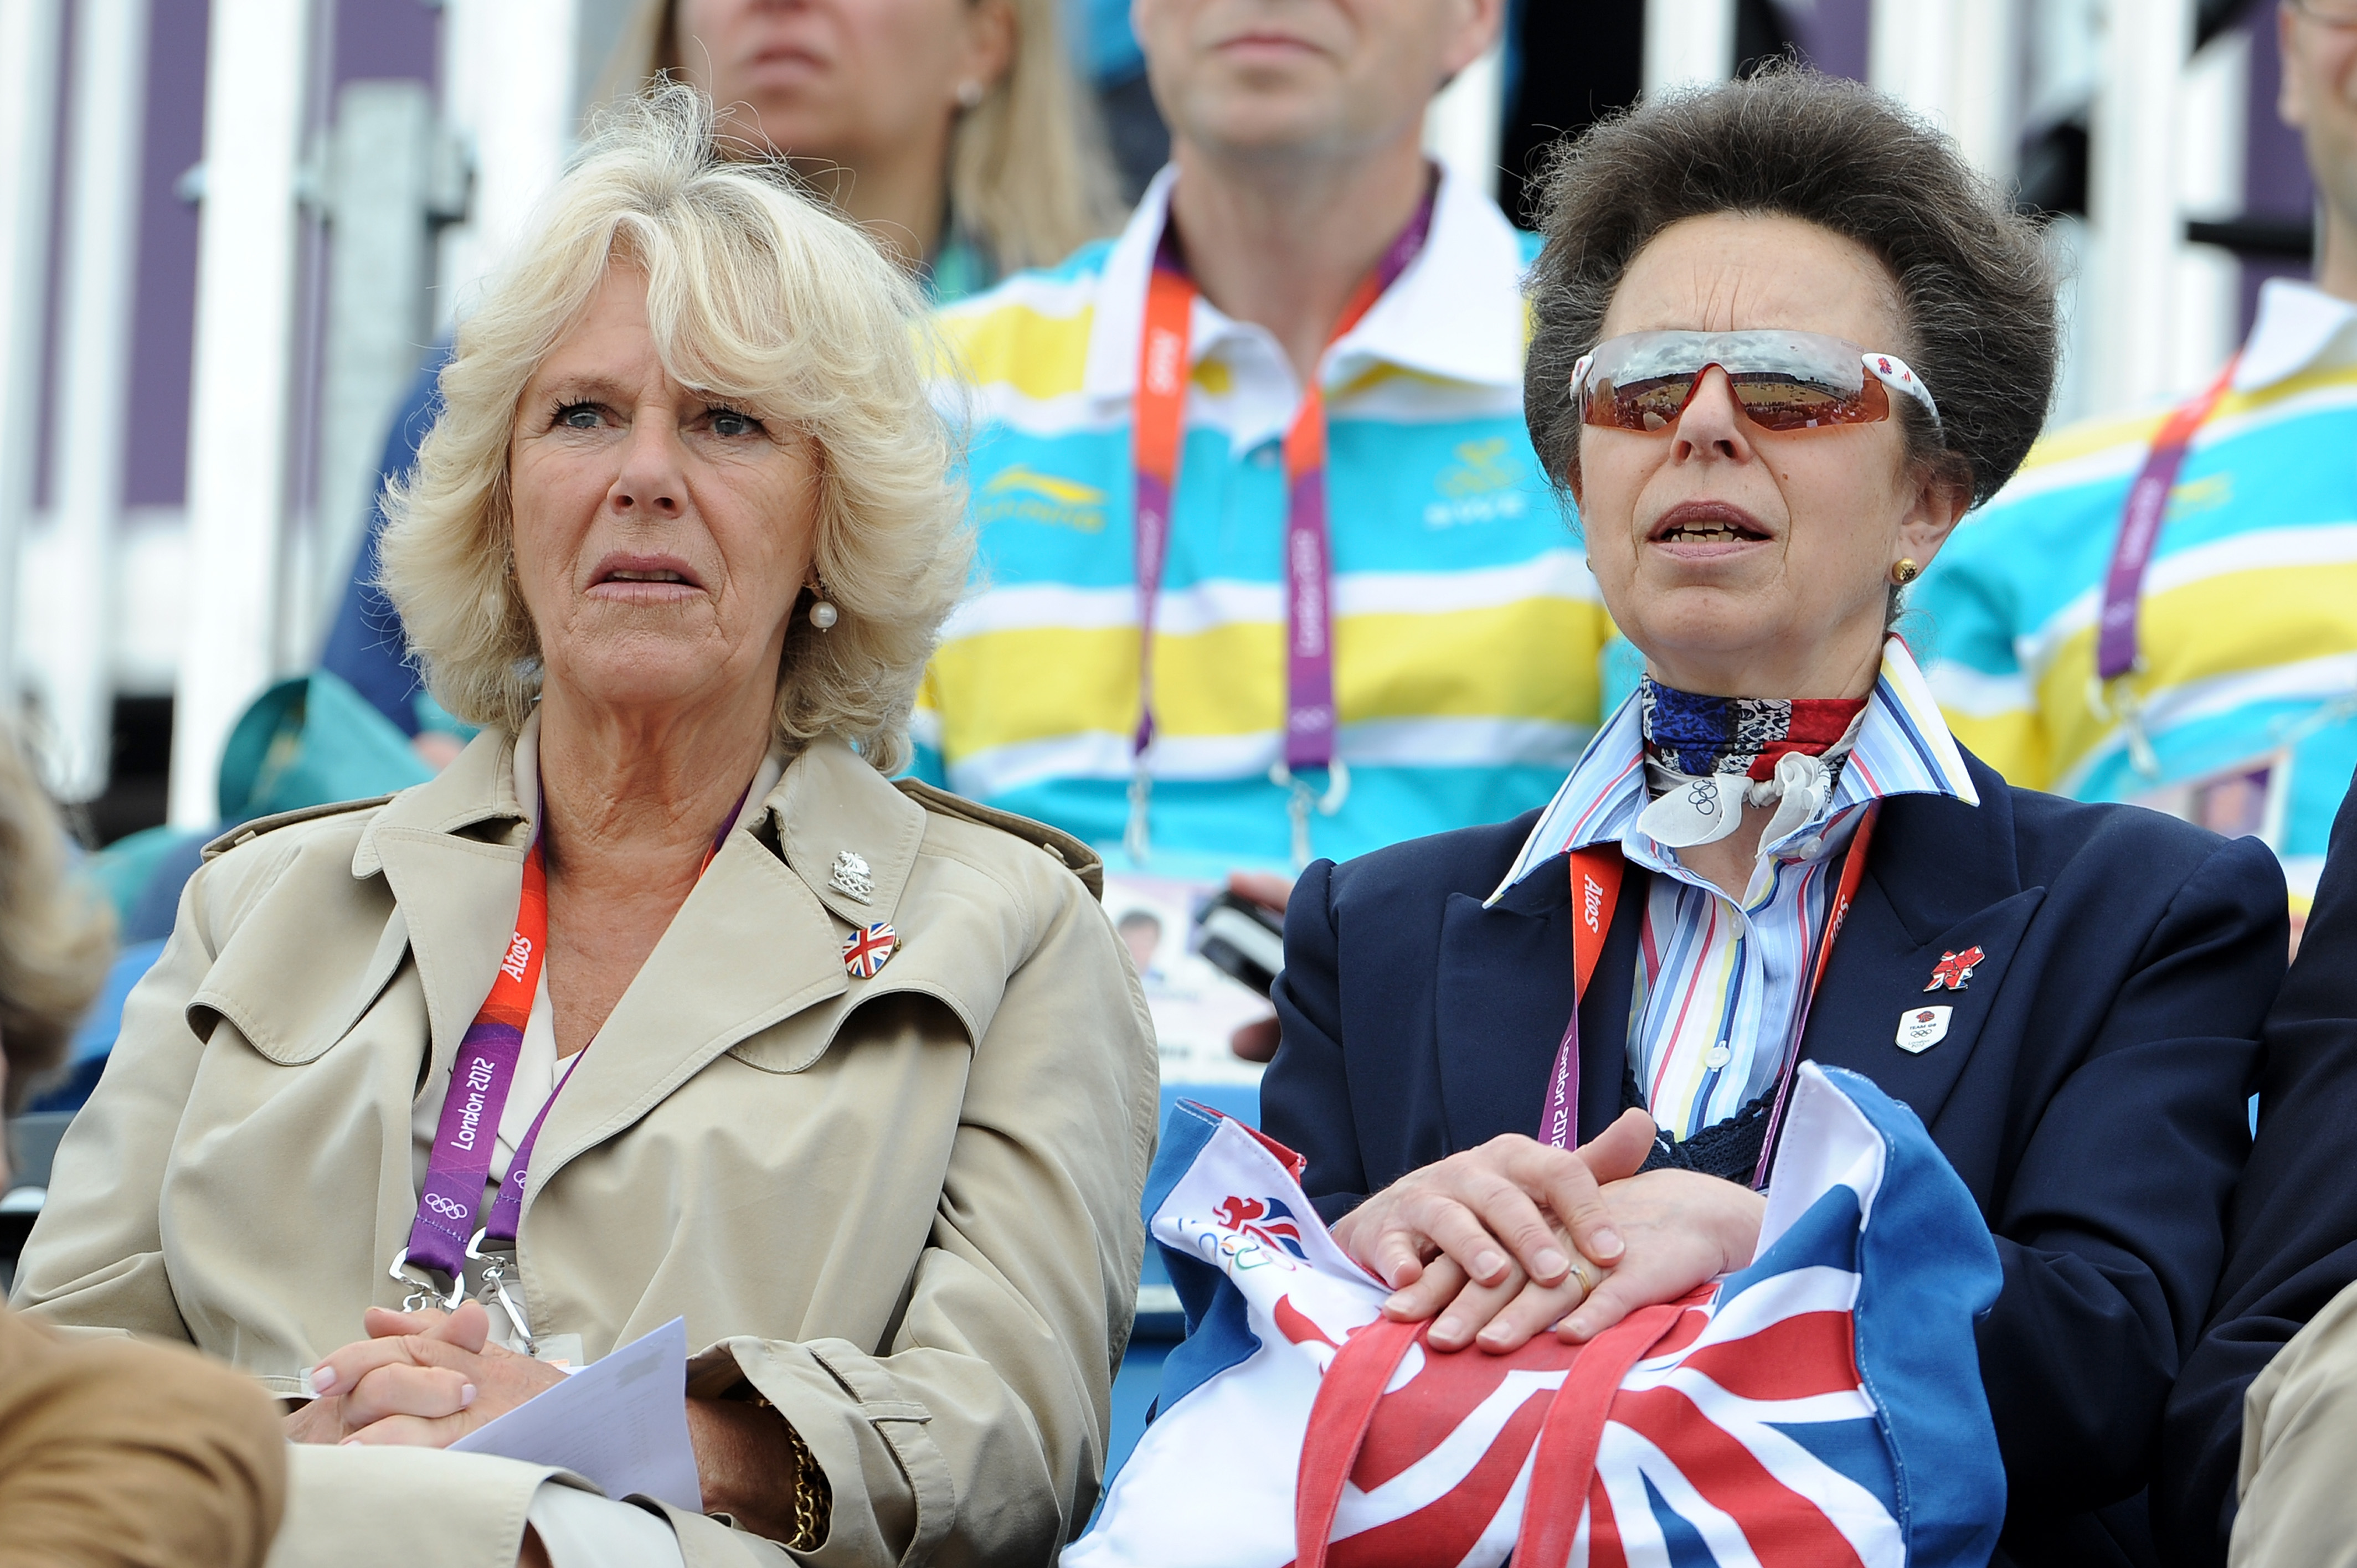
top-left (1258, 69), bottom-right (2288, 1563)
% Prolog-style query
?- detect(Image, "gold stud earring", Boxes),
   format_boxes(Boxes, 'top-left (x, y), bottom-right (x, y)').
top-left (1890, 559), bottom-right (1921, 586)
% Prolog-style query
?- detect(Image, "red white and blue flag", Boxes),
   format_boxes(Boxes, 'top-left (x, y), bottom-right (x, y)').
top-left (1065, 1063), bottom-right (2004, 1568)
top-left (841, 921), bottom-right (897, 979)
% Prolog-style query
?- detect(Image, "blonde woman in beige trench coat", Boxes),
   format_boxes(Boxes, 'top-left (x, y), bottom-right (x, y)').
top-left (11, 87), bottom-right (1157, 1568)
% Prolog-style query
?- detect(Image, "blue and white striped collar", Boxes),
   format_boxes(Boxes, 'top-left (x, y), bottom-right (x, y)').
top-left (1488, 636), bottom-right (1978, 902)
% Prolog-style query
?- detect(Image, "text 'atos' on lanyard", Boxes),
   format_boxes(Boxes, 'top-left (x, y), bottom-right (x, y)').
top-left (2095, 355), bottom-right (2240, 778)
top-left (391, 782), bottom-right (745, 1321)
top-left (1123, 189), bottom-right (1436, 871)
top-left (1537, 807), bottom-right (1879, 1190)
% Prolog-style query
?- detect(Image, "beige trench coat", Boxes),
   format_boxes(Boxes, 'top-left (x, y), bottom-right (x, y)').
top-left (11, 729), bottom-right (1159, 1567)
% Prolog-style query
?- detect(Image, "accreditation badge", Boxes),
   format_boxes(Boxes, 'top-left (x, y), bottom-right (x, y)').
top-left (2128, 746), bottom-right (2292, 850)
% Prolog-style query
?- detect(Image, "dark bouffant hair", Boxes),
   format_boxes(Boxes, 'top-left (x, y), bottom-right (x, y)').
top-left (1524, 68), bottom-right (2058, 510)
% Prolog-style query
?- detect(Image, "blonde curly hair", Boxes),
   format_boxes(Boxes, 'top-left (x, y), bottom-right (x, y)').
top-left (0, 725), bottom-right (113, 1115)
top-left (379, 85), bottom-right (971, 775)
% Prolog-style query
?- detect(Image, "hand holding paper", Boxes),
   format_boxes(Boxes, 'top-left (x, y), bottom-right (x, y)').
top-left (449, 1317), bottom-right (702, 1511)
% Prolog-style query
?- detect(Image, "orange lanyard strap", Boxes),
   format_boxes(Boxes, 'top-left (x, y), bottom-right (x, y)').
top-left (1537, 807), bottom-right (1879, 1181)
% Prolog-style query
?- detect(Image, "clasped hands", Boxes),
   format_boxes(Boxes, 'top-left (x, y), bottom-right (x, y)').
top-left (1330, 1108), bottom-right (1769, 1355)
top-left (284, 1299), bottom-right (565, 1448)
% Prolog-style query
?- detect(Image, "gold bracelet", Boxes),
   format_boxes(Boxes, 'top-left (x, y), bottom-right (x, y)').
top-left (780, 1418), bottom-right (830, 1552)
top-left (740, 1386), bottom-right (829, 1552)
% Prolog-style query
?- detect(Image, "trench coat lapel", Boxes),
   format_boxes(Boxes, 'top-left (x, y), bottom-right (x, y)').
top-left (356, 730), bottom-right (532, 1093)
top-left (521, 739), bottom-right (919, 1201)
top-left (1800, 767), bottom-right (2045, 1127)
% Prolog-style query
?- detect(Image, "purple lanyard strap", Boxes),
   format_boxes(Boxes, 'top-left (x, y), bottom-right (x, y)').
top-left (2092, 358), bottom-right (2239, 785)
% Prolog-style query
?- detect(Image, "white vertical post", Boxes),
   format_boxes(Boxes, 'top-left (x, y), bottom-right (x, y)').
top-left (1870, 0), bottom-right (2024, 180)
top-left (1644, 0), bottom-right (1737, 97)
top-left (0, 0), bottom-right (63, 727)
top-left (169, 0), bottom-right (317, 827)
top-left (2086, 0), bottom-right (2194, 416)
top-left (435, 0), bottom-right (581, 331)
top-left (43, 0), bottom-right (151, 801)
top-left (2172, 32), bottom-right (2250, 395)
top-left (315, 80), bottom-right (439, 626)
top-left (1424, 44), bottom-right (1505, 202)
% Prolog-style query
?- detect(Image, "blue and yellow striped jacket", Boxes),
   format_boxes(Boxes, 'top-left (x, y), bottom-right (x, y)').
top-left (916, 166), bottom-right (1614, 876)
top-left (1913, 280), bottom-right (2357, 897)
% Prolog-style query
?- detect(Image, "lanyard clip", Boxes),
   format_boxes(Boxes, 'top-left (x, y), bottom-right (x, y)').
top-left (1269, 758), bottom-right (1350, 870)
top-left (387, 1249), bottom-right (465, 1314)
top-left (2088, 667), bottom-right (2164, 780)
top-left (466, 1229), bottom-right (534, 1348)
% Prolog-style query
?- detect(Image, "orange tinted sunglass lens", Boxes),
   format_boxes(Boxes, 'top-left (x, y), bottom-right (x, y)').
top-left (1731, 373), bottom-right (1888, 430)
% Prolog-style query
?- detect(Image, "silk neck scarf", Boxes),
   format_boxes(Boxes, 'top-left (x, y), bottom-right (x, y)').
top-left (1635, 679), bottom-right (1869, 851)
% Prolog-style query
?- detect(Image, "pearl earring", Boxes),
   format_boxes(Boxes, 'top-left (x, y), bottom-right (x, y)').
top-left (955, 80), bottom-right (985, 110)
top-left (809, 587), bottom-right (839, 630)
top-left (1890, 558), bottom-right (1921, 586)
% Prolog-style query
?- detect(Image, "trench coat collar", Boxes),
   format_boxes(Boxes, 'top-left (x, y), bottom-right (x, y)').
top-left (351, 727), bottom-right (928, 1181)
top-left (353, 723), bottom-right (927, 919)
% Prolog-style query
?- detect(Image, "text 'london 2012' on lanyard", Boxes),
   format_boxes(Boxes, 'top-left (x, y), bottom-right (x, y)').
top-left (2095, 355), bottom-right (2239, 777)
top-left (1123, 187), bottom-right (1435, 871)
top-left (1537, 808), bottom-right (1879, 1190)
top-left (391, 781), bottom-right (747, 1319)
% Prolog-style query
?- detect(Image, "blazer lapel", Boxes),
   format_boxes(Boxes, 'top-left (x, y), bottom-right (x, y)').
top-left (1434, 864), bottom-right (1575, 1158)
top-left (1803, 766), bottom-right (2044, 1126)
top-left (1432, 854), bottom-right (1649, 1155)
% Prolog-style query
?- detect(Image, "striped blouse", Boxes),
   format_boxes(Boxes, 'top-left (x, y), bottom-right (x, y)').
top-left (1490, 638), bottom-right (1979, 1141)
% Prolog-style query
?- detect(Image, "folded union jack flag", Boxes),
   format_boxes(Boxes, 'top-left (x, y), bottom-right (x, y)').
top-left (1066, 1063), bottom-right (2004, 1567)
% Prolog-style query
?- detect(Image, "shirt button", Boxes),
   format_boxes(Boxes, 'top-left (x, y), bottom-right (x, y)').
top-left (1705, 1044), bottom-right (1732, 1071)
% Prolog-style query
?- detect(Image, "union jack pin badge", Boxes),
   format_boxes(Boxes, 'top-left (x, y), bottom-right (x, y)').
top-left (842, 921), bottom-right (898, 979)
top-left (1924, 946), bottom-right (1985, 992)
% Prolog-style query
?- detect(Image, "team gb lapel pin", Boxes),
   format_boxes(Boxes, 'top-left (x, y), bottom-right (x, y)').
top-left (1925, 946), bottom-right (1985, 993)
top-left (1897, 1005), bottom-right (1952, 1053)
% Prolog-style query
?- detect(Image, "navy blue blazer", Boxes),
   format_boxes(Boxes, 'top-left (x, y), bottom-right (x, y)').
top-left (1263, 752), bottom-right (2286, 1568)
top-left (2160, 766), bottom-right (2357, 1566)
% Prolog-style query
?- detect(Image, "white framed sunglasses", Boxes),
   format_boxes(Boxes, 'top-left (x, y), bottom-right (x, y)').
top-left (1569, 329), bottom-right (1942, 435)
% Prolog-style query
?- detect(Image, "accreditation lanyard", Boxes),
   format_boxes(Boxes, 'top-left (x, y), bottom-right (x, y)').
top-left (1123, 190), bottom-right (1435, 868)
top-left (1536, 807), bottom-right (1879, 1190)
top-left (396, 787), bottom-right (742, 1304)
top-left (2095, 357), bottom-right (2240, 772)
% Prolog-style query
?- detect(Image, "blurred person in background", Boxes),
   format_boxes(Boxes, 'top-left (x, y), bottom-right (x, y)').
top-left (1913, 0), bottom-right (2357, 945)
top-left (608, 0), bottom-right (1121, 297)
top-left (0, 724), bottom-right (286, 1568)
top-left (14, 92), bottom-right (1156, 1568)
top-left (1263, 70), bottom-right (2291, 1567)
top-left (321, 0), bottom-right (1127, 758)
top-left (1068, 0), bottom-right (1172, 199)
top-left (2153, 17), bottom-right (2357, 1560)
top-left (922, 0), bottom-right (1612, 1008)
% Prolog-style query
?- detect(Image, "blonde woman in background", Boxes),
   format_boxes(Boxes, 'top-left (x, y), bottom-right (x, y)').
top-left (14, 90), bottom-right (1156, 1568)
top-left (607, 0), bottom-right (1123, 299)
